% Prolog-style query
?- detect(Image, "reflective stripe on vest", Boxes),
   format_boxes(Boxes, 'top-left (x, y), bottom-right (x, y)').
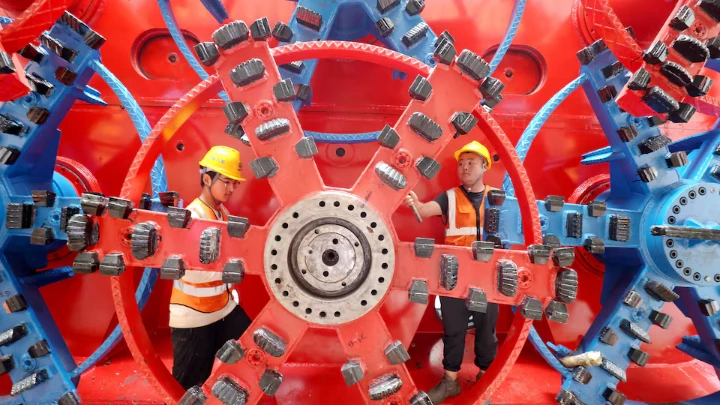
top-left (172, 280), bottom-right (227, 297)
top-left (446, 190), bottom-right (478, 237)
top-left (170, 198), bottom-right (230, 313)
top-left (444, 186), bottom-right (494, 247)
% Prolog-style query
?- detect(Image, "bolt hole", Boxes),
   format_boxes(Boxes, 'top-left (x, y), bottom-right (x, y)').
top-left (308, 250), bottom-right (313, 254)
top-left (336, 147), bottom-right (346, 157)
top-left (676, 260), bottom-right (684, 268)
top-left (271, 249), bottom-right (278, 255)
top-left (371, 222), bottom-right (377, 228)
top-left (319, 201), bottom-right (326, 207)
top-left (378, 277), bottom-right (385, 283)
top-left (361, 300), bottom-right (367, 306)
top-left (320, 311), bottom-right (327, 318)
top-left (504, 68), bottom-right (514, 78)
top-left (670, 250), bottom-right (678, 258)
top-left (176, 142), bottom-right (185, 151)
top-left (293, 212), bottom-right (299, 218)
top-left (379, 235), bottom-right (385, 241)
top-left (306, 308), bottom-right (312, 314)
top-left (354, 242), bottom-right (359, 247)
top-left (382, 248), bottom-right (388, 254)
top-left (168, 53), bottom-right (178, 63)
top-left (684, 268), bottom-right (692, 276)
top-left (301, 269), bottom-right (307, 274)
top-left (361, 212), bottom-right (367, 218)
top-left (282, 223), bottom-right (288, 229)
top-left (693, 272), bottom-right (701, 281)
top-left (274, 278), bottom-right (281, 284)
top-left (348, 205), bottom-right (354, 211)
top-left (271, 264), bottom-right (278, 270)
top-left (699, 187), bottom-right (707, 195)
top-left (293, 301), bottom-right (299, 307)
top-left (275, 235), bottom-right (281, 241)
top-left (715, 274), bottom-right (720, 282)
top-left (333, 238), bottom-right (338, 244)
top-left (668, 216), bottom-right (676, 224)
top-left (689, 190), bottom-right (697, 199)
top-left (314, 229), bottom-right (320, 234)
top-left (323, 271), bottom-right (329, 277)
top-left (334, 201), bottom-right (340, 207)
top-left (673, 206), bottom-right (680, 214)
top-left (680, 197), bottom-right (688, 205)
top-left (371, 289), bottom-right (377, 296)
top-left (666, 239), bottom-right (674, 248)
top-left (382, 263), bottom-right (388, 269)
top-left (334, 311), bottom-right (341, 317)
top-left (283, 291), bottom-right (289, 297)
top-left (341, 282), bottom-right (346, 287)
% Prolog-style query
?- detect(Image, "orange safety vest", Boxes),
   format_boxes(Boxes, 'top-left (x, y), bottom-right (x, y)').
top-left (169, 198), bottom-right (231, 314)
top-left (444, 186), bottom-right (494, 247)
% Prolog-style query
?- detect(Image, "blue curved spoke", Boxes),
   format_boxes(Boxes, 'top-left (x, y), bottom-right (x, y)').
top-left (158, 0), bottom-right (229, 102)
top-left (199, 0), bottom-right (228, 23)
top-left (503, 74), bottom-right (587, 196)
top-left (488, 0), bottom-right (527, 76)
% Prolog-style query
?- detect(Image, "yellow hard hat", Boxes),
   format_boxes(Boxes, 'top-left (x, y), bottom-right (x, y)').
top-left (454, 141), bottom-right (492, 169)
top-left (198, 146), bottom-right (246, 181)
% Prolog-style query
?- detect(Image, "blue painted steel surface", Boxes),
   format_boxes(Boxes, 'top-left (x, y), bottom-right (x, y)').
top-left (551, 42), bottom-right (720, 405)
top-left (0, 12), bottom-right (172, 402)
top-left (0, 15), bottom-right (104, 404)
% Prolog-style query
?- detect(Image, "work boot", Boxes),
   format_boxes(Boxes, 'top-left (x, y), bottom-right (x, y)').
top-left (427, 374), bottom-right (461, 404)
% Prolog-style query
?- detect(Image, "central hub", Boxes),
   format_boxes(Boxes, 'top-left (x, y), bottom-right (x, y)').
top-left (289, 218), bottom-right (371, 298)
top-left (648, 183), bottom-right (720, 286)
top-left (265, 192), bottom-right (395, 325)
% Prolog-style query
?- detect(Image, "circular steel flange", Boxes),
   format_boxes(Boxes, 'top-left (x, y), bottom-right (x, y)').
top-left (650, 182), bottom-right (720, 286)
top-left (265, 191), bottom-right (395, 325)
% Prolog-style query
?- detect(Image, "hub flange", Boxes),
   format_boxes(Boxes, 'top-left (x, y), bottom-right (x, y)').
top-left (264, 192), bottom-right (395, 325)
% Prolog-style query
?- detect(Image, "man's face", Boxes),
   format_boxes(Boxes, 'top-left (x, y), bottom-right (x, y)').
top-left (457, 152), bottom-right (487, 186)
top-left (208, 174), bottom-right (240, 202)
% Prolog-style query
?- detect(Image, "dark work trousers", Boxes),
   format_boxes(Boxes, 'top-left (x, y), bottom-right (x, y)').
top-left (439, 296), bottom-right (499, 372)
top-left (171, 305), bottom-right (252, 390)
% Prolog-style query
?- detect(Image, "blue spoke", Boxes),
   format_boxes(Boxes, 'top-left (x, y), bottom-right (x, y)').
top-left (503, 74), bottom-right (588, 196)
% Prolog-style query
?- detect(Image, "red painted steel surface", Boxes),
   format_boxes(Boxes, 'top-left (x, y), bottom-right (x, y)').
top-left (3, 0), bottom-right (720, 403)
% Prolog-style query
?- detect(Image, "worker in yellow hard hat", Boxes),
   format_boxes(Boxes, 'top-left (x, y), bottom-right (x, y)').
top-left (170, 145), bottom-right (252, 390)
top-left (403, 140), bottom-right (499, 404)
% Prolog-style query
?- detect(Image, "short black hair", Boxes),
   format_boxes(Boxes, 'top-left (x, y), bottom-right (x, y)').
top-left (200, 165), bottom-right (218, 187)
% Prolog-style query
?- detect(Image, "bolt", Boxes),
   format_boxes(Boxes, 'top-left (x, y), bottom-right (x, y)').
top-left (666, 239), bottom-right (674, 248)
top-left (676, 260), bottom-right (684, 268)
top-left (668, 216), bottom-right (676, 224)
top-left (680, 197), bottom-right (688, 205)
top-left (699, 187), bottom-right (707, 195)
top-left (684, 268), bottom-right (692, 276)
top-left (673, 206), bottom-right (681, 214)
top-left (715, 274), bottom-right (720, 282)
top-left (694, 272), bottom-right (701, 281)
top-left (689, 190), bottom-right (697, 199)
top-left (670, 250), bottom-right (678, 258)
top-left (706, 276), bottom-right (711, 282)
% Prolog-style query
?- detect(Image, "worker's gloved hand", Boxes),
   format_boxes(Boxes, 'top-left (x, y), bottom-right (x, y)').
top-left (404, 191), bottom-right (419, 209)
